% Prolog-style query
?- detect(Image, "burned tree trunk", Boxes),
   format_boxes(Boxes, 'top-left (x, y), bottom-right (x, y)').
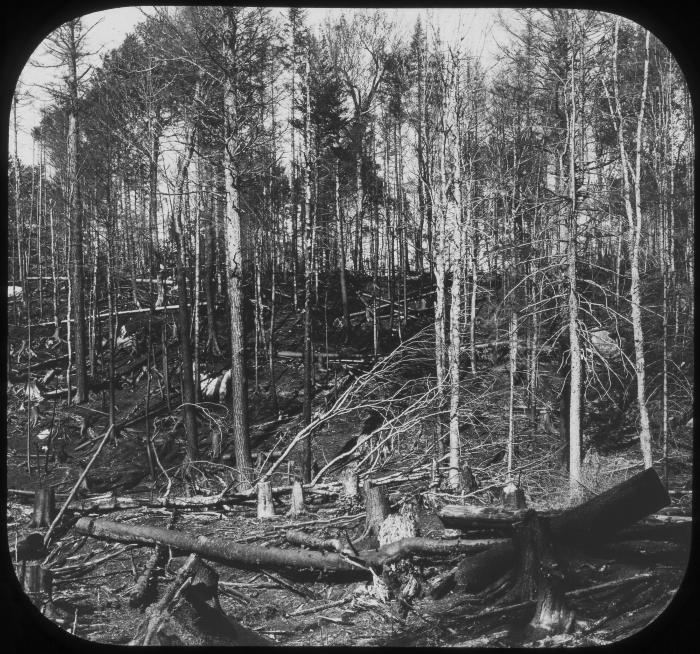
top-left (507, 511), bottom-right (575, 637)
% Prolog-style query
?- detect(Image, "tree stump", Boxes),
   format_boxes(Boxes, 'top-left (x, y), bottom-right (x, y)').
top-left (29, 486), bottom-right (55, 529)
top-left (364, 480), bottom-right (390, 546)
top-left (508, 510), bottom-right (574, 638)
top-left (340, 462), bottom-right (360, 500)
top-left (378, 501), bottom-right (421, 614)
top-left (288, 480), bottom-right (306, 517)
top-left (257, 482), bottom-right (276, 519)
top-left (501, 481), bottom-right (527, 510)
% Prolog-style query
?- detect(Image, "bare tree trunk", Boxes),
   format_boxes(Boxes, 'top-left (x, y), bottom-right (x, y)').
top-left (193, 162), bottom-right (201, 405)
top-left (507, 311), bottom-right (518, 480)
top-left (611, 20), bottom-right (653, 469)
top-left (171, 100), bottom-right (200, 464)
top-left (566, 40), bottom-right (583, 500)
top-left (223, 10), bottom-right (253, 485)
top-left (66, 21), bottom-right (88, 404)
top-left (354, 121), bottom-right (365, 273)
top-left (49, 206), bottom-right (60, 341)
top-left (447, 106), bottom-right (464, 491)
top-left (629, 30), bottom-right (653, 469)
top-left (205, 170), bottom-right (221, 355)
top-left (335, 160), bottom-right (351, 344)
top-left (301, 46), bottom-right (313, 483)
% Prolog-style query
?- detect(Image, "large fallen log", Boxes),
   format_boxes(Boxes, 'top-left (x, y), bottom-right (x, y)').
top-left (439, 506), bottom-right (559, 532)
top-left (75, 517), bottom-right (367, 576)
top-left (441, 468), bottom-right (670, 545)
top-left (362, 537), bottom-right (510, 568)
top-left (284, 529), bottom-right (508, 564)
top-left (445, 469), bottom-right (670, 594)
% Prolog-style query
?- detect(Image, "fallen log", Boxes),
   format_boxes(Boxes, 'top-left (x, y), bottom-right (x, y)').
top-left (446, 469), bottom-right (670, 594)
top-left (44, 425), bottom-right (116, 547)
top-left (276, 349), bottom-right (368, 364)
top-left (590, 539), bottom-right (689, 564)
top-left (75, 517), bottom-right (368, 576)
top-left (442, 468), bottom-right (670, 545)
top-left (363, 537), bottom-right (509, 568)
top-left (439, 505), bottom-right (556, 532)
top-left (612, 517), bottom-right (692, 542)
top-left (62, 484), bottom-right (340, 516)
top-left (285, 530), bottom-right (347, 553)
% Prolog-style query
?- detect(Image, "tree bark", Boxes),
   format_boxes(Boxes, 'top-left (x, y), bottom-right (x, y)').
top-left (75, 517), bottom-right (366, 575)
top-left (66, 21), bottom-right (88, 404)
top-left (222, 9), bottom-right (253, 484)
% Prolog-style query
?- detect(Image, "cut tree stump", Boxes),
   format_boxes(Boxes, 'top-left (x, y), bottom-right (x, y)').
top-left (508, 511), bottom-right (575, 638)
top-left (364, 480), bottom-right (390, 546)
top-left (501, 481), bottom-right (527, 510)
top-left (288, 480), bottom-right (306, 517)
top-left (29, 487), bottom-right (55, 529)
top-left (257, 482), bottom-right (276, 519)
top-left (339, 463), bottom-right (360, 499)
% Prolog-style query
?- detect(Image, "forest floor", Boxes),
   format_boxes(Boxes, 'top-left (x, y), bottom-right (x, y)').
top-left (5, 273), bottom-right (694, 646)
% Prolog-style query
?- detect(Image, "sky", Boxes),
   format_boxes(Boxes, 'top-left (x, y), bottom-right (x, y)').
top-left (11, 6), bottom-right (508, 165)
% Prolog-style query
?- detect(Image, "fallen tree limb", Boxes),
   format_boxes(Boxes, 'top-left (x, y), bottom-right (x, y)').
top-left (131, 553), bottom-right (200, 645)
top-left (44, 425), bottom-right (115, 548)
top-left (130, 513), bottom-right (176, 608)
top-left (289, 597), bottom-right (350, 616)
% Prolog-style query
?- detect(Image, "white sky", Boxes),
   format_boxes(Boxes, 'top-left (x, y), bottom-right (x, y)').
top-left (11, 6), bottom-right (507, 165)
